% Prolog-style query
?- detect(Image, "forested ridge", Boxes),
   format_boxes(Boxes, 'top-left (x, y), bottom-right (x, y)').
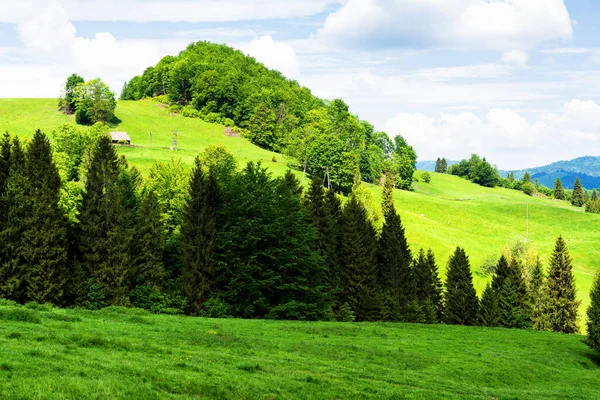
top-left (120, 41), bottom-right (417, 193)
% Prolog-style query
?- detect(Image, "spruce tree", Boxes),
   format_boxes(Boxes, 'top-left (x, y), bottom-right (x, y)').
top-left (20, 130), bottom-right (69, 304)
top-left (377, 178), bottom-right (414, 322)
top-left (571, 177), bottom-right (585, 207)
top-left (529, 257), bottom-right (547, 331)
top-left (443, 247), bottom-right (479, 325)
top-left (78, 134), bottom-right (134, 306)
top-left (523, 172), bottom-right (532, 184)
top-left (381, 174), bottom-right (394, 216)
top-left (133, 190), bottom-right (165, 289)
top-left (181, 158), bottom-right (220, 315)
top-left (479, 283), bottom-right (501, 327)
top-left (491, 255), bottom-right (530, 328)
top-left (434, 158), bottom-right (442, 173)
top-left (553, 177), bottom-right (565, 200)
top-left (340, 194), bottom-right (380, 321)
top-left (414, 249), bottom-right (443, 323)
top-left (441, 158), bottom-right (448, 174)
top-left (586, 271), bottom-right (600, 352)
top-left (545, 236), bottom-right (580, 333)
top-left (0, 137), bottom-right (28, 301)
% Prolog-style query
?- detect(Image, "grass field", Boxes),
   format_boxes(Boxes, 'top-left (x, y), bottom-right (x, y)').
top-left (2, 98), bottom-right (600, 317)
top-left (0, 300), bottom-right (598, 399)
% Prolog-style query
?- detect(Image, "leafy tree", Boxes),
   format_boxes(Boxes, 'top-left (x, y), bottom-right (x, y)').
top-left (59, 73), bottom-right (85, 113)
top-left (73, 79), bottom-right (117, 124)
top-left (586, 271), bottom-right (600, 352)
top-left (553, 177), bottom-right (565, 200)
top-left (443, 247), bottom-right (479, 325)
top-left (339, 194), bottom-right (380, 321)
top-left (247, 102), bottom-right (277, 150)
top-left (571, 177), bottom-right (585, 207)
top-left (306, 134), bottom-right (357, 194)
top-left (479, 283), bottom-right (501, 327)
top-left (449, 154), bottom-right (499, 187)
top-left (392, 135), bottom-right (417, 190)
top-left (545, 236), bottom-right (580, 333)
top-left (199, 145), bottom-right (238, 181)
top-left (181, 158), bottom-right (220, 315)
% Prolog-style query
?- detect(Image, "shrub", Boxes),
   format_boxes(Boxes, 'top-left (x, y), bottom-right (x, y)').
top-left (204, 112), bottom-right (222, 124)
top-left (421, 172), bottom-right (431, 183)
top-left (153, 94), bottom-right (169, 104)
top-left (0, 299), bottom-right (19, 307)
top-left (24, 302), bottom-right (53, 312)
top-left (337, 302), bottom-right (356, 322)
top-left (221, 117), bottom-right (235, 127)
top-left (201, 298), bottom-right (232, 318)
top-left (170, 104), bottom-right (182, 113)
top-left (181, 106), bottom-right (199, 118)
top-left (522, 182), bottom-right (535, 196)
top-left (0, 308), bottom-right (42, 324)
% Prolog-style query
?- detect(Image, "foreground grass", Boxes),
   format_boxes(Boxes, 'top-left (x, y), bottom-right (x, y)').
top-left (2, 99), bottom-right (600, 315)
top-left (0, 301), bottom-right (598, 399)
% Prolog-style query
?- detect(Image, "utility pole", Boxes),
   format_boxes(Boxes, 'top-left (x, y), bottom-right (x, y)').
top-left (149, 131), bottom-right (152, 147)
top-left (526, 201), bottom-right (529, 242)
top-left (171, 130), bottom-right (178, 151)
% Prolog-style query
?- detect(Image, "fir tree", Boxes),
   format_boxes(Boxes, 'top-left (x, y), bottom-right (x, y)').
top-left (545, 236), bottom-right (580, 333)
top-left (340, 194), bottom-right (380, 321)
top-left (377, 183), bottom-right (414, 322)
top-left (592, 190), bottom-right (598, 202)
top-left (586, 271), bottom-right (600, 352)
top-left (20, 130), bottom-right (69, 304)
top-left (479, 283), bottom-right (501, 327)
top-left (523, 172), bottom-right (532, 184)
top-left (434, 158), bottom-right (442, 173)
top-left (381, 174), bottom-right (394, 216)
top-left (78, 134), bottom-right (134, 306)
top-left (553, 177), bottom-right (565, 200)
top-left (491, 255), bottom-right (530, 328)
top-left (181, 158), bottom-right (220, 315)
top-left (441, 158), bottom-right (448, 174)
top-left (571, 177), bottom-right (585, 207)
top-left (133, 190), bottom-right (165, 289)
top-left (443, 247), bottom-right (479, 325)
top-left (414, 249), bottom-right (443, 323)
top-left (508, 172), bottom-right (515, 182)
top-left (529, 257), bottom-right (547, 331)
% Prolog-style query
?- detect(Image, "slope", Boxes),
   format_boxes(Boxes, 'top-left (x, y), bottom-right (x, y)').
top-left (2, 98), bottom-right (600, 315)
top-left (1, 301), bottom-right (599, 399)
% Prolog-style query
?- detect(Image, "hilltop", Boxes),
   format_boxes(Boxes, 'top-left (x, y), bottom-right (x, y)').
top-left (1, 98), bottom-right (600, 315)
top-left (504, 156), bottom-right (600, 189)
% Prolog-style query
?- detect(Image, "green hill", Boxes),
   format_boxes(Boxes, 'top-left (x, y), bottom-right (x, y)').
top-left (2, 98), bottom-right (600, 316)
top-left (0, 300), bottom-right (598, 399)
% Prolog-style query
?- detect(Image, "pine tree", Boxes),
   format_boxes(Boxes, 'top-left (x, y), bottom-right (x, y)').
top-left (441, 158), bottom-right (448, 174)
top-left (553, 177), bottom-right (565, 200)
top-left (523, 172), bottom-right (532, 184)
top-left (479, 283), bottom-right (501, 327)
top-left (529, 257), bottom-right (547, 331)
top-left (443, 247), bottom-right (479, 325)
top-left (586, 271), bottom-right (600, 352)
top-left (377, 182), bottom-right (414, 322)
top-left (0, 137), bottom-right (28, 301)
top-left (491, 255), bottom-right (530, 328)
top-left (571, 177), bottom-right (585, 207)
top-left (181, 158), bottom-right (220, 315)
top-left (340, 194), bottom-right (380, 321)
top-left (434, 158), bottom-right (442, 173)
top-left (78, 134), bottom-right (134, 306)
top-left (592, 190), bottom-right (598, 202)
top-left (20, 130), bottom-right (69, 304)
top-left (133, 190), bottom-right (165, 289)
top-left (414, 249), bottom-right (443, 323)
top-left (545, 236), bottom-right (580, 333)
top-left (508, 172), bottom-right (515, 182)
top-left (381, 174), bottom-right (394, 216)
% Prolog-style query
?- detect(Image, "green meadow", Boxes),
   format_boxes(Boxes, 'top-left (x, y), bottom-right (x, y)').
top-left (2, 98), bottom-right (600, 316)
top-left (0, 300), bottom-right (599, 400)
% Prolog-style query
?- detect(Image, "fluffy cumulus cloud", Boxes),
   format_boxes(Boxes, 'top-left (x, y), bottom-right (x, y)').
top-left (318, 0), bottom-right (573, 50)
top-left (243, 36), bottom-right (300, 79)
top-left (385, 100), bottom-right (600, 170)
top-left (0, 0), bottom-right (337, 23)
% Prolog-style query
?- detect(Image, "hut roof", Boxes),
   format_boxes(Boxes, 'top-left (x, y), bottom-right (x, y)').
top-left (109, 132), bottom-right (131, 142)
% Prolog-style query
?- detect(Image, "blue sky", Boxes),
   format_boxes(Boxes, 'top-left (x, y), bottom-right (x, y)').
top-left (1, 0), bottom-right (599, 169)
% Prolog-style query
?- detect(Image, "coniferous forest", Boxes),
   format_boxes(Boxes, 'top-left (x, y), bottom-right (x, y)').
top-left (0, 130), bottom-right (587, 340)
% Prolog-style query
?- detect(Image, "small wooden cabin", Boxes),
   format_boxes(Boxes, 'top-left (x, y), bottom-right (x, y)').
top-left (109, 132), bottom-right (131, 145)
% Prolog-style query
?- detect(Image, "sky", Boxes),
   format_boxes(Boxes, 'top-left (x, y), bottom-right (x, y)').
top-left (1, 0), bottom-right (599, 170)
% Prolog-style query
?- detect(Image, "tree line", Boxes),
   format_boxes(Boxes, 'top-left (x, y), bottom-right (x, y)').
top-left (118, 42), bottom-right (417, 193)
top-left (0, 130), bottom-right (589, 340)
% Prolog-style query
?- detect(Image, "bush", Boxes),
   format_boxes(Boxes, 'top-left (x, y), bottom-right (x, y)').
top-left (522, 182), bottom-right (535, 196)
top-left (337, 302), bottom-right (355, 322)
top-left (0, 308), bottom-right (41, 324)
top-left (204, 112), bottom-right (222, 124)
top-left (170, 104), bottom-right (182, 113)
top-left (201, 298), bottom-right (232, 318)
top-left (181, 106), bottom-right (199, 118)
top-left (130, 285), bottom-right (187, 315)
top-left (153, 94), bottom-right (169, 104)
top-left (24, 302), bottom-right (53, 312)
top-left (421, 172), bottom-right (431, 183)
top-left (221, 117), bottom-right (235, 127)
top-left (0, 299), bottom-right (19, 307)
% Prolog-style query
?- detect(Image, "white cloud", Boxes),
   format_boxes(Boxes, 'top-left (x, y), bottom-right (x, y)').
top-left (501, 50), bottom-right (529, 66)
top-left (0, 0), bottom-right (337, 23)
top-left (318, 0), bottom-right (573, 51)
top-left (540, 47), bottom-right (592, 54)
top-left (14, 0), bottom-right (75, 52)
top-left (243, 36), bottom-right (300, 79)
top-left (384, 99), bottom-right (600, 170)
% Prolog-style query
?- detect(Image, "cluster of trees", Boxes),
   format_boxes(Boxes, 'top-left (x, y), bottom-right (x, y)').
top-left (434, 158), bottom-right (448, 173)
top-left (448, 154), bottom-right (500, 187)
top-left (120, 42), bottom-right (416, 193)
top-left (479, 237), bottom-right (579, 333)
top-left (59, 74), bottom-right (116, 125)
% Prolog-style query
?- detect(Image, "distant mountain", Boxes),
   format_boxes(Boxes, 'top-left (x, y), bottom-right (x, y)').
top-left (416, 160), bottom-right (458, 172)
top-left (502, 156), bottom-right (600, 189)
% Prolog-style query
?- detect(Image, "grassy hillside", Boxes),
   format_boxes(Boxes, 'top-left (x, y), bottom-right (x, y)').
top-left (2, 98), bottom-right (600, 316)
top-left (1, 300), bottom-right (598, 399)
